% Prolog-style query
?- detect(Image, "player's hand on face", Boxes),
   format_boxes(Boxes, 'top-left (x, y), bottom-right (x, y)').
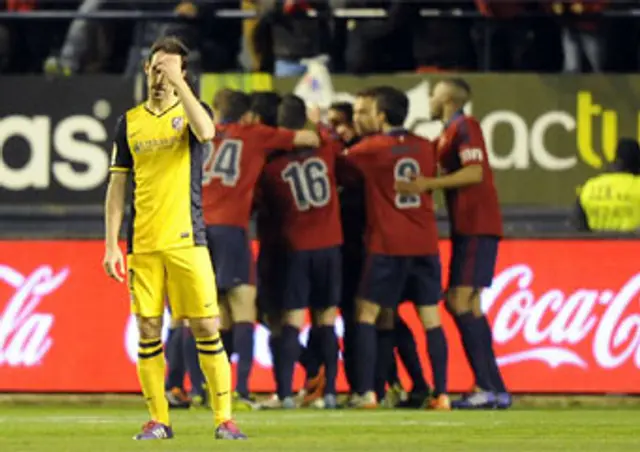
top-left (154, 55), bottom-right (184, 87)
top-left (103, 246), bottom-right (126, 283)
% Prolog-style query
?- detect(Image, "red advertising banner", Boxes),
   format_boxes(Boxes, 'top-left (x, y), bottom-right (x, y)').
top-left (0, 240), bottom-right (639, 394)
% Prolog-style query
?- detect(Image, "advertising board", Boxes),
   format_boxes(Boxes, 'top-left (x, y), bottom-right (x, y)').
top-left (1, 240), bottom-right (638, 393)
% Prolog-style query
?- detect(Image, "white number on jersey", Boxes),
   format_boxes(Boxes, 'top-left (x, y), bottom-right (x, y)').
top-left (281, 158), bottom-right (330, 211)
top-left (394, 157), bottom-right (421, 209)
top-left (203, 139), bottom-right (243, 186)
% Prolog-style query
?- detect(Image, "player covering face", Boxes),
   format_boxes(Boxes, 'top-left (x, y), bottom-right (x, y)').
top-left (396, 79), bottom-right (510, 409)
top-left (201, 89), bottom-right (320, 410)
top-left (344, 87), bottom-right (450, 410)
top-left (102, 37), bottom-right (246, 440)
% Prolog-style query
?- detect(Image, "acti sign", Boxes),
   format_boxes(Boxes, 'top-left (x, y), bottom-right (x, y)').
top-left (0, 240), bottom-right (638, 394)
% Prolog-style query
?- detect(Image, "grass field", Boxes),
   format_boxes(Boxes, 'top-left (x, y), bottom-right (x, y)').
top-left (0, 402), bottom-right (639, 452)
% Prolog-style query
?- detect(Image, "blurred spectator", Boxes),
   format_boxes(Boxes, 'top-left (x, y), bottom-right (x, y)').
top-left (411, 1), bottom-right (477, 72)
top-left (475, 0), bottom-right (562, 71)
top-left (43, 0), bottom-right (112, 75)
top-left (256, 0), bottom-right (332, 77)
top-left (2, 0), bottom-right (66, 73)
top-left (548, 0), bottom-right (609, 72)
top-left (123, 1), bottom-right (202, 77)
top-left (239, 0), bottom-right (260, 71)
top-left (199, 0), bottom-right (241, 72)
top-left (575, 138), bottom-right (640, 232)
top-left (0, 22), bottom-right (9, 72)
top-left (340, 0), bottom-right (413, 73)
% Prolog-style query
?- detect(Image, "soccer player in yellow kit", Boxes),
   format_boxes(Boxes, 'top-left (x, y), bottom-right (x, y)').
top-left (102, 36), bottom-right (246, 441)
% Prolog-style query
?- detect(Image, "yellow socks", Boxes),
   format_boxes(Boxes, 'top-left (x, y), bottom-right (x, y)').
top-left (137, 338), bottom-right (170, 425)
top-left (196, 333), bottom-right (232, 426)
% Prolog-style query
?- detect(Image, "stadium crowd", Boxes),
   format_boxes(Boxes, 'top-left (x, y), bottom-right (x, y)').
top-left (1, 1), bottom-right (637, 75)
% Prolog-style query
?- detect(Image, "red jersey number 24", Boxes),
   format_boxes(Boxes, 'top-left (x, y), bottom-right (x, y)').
top-left (203, 139), bottom-right (243, 186)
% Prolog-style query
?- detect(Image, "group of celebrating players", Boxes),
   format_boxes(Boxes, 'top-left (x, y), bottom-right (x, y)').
top-left (103, 36), bottom-right (510, 442)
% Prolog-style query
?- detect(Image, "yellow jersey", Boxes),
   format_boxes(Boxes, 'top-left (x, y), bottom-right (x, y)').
top-left (579, 172), bottom-right (640, 232)
top-left (110, 101), bottom-right (211, 254)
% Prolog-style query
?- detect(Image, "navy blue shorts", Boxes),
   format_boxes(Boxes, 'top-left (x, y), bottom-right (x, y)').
top-left (282, 247), bottom-right (342, 311)
top-left (448, 235), bottom-right (499, 289)
top-left (206, 225), bottom-right (255, 292)
top-left (358, 254), bottom-right (442, 308)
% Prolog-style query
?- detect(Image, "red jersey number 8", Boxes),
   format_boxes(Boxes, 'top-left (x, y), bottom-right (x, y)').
top-left (394, 157), bottom-right (421, 209)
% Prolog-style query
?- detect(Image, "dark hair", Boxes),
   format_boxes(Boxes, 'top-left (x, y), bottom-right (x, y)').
top-left (374, 86), bottom-right (408, 127)
top-left (251, 91), bottom-right (282, 127)
top-left (218, 91), bottom-right (251, 122)
top-left (278, 94), bottom-right (307, 130)
top-left (444, 77), bottom-right (472, 97)
top-left (356, 87), bottom-right (382, 99)
top-left (149, 36), bottom-right (189, 70)
top-left (614, 138), bottom-right (640, 174)
top-left (213, 88), bottom-right (236, 111)
top-left (329, 102), bottom-right (354, 124)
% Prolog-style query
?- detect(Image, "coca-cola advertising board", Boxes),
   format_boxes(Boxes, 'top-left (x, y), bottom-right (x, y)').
top-left (1, 240), bottom-right (639, 393)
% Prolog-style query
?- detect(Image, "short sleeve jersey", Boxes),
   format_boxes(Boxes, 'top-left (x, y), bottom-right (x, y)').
top-left (261, 137), bottom-right (344, 251)
top-left (201, 123), bottom-right (296, 228)
top-left (110, 101), bottom-right (211, 254)
top-left (345, 130), bottom-right (439, 256)
top-left (438, 112), bottom-right (503, 237)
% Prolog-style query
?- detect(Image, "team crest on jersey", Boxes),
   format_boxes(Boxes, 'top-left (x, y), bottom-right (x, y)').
top-left (172, 116), bottom-right (184, 131)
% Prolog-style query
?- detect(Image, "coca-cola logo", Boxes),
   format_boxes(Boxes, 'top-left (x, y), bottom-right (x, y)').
top-left (484, 265), bottom-right (640, 370)
top-left (0, 265), bottom-right (68, 367)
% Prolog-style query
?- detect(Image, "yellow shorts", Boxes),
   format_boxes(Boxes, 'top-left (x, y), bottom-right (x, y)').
top-left (127, 246), bottom-right (218, 319)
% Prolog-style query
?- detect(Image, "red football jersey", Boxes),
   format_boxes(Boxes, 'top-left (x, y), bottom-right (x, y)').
top-left (438, 113), bottom-right (503, 236)
top-left (261, 137), bottom-right (343, 251)
top-left (345, 130), bottom-right (439, 256)
top-left (202, 123), bottom-right (296, 228)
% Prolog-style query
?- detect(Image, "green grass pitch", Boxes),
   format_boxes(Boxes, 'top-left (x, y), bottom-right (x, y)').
top-left (0, 405), bottom-right (639, 452)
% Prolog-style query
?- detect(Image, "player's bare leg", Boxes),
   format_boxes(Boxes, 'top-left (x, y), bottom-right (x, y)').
top-left (272, 309), bottom-right (305, 409)
top-left (188, 316), bottom-right (246, 439)
top-left (228, 284), bottom-right (259, 409)
top-left (416, 306), bottom-right (450, 410)
top-left (311, 307), bottom-right (339, 409)
top-left (447, 287), bottom-right (497, 409)
top-left (134, 316), bottom-right (174, 440)
top-left (349, 298), bottom-right (380, 408)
